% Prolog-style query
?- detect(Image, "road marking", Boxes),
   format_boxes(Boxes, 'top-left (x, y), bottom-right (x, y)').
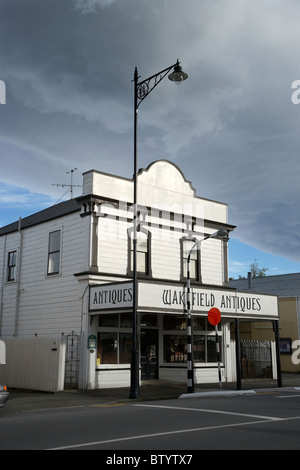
top-left (276, 395), bottom-right (300, 399)
top-left (135, 403), bottom-right (282, 421)
top-left (47, 412), bottom-right (300, 450)
top-left (46, 418), bottom-right (281, 450)
top-left (90, 403), bottom-right (126, 407)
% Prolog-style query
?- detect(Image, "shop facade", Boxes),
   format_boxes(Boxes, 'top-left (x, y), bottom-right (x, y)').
top-left (0, 160), bottom-right (279, 391)
top-left (84, 279), bottom-right (279, 389)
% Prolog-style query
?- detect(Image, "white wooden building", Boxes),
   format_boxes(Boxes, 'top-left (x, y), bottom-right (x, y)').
top-left (0, 160), bottom-right (279, 391)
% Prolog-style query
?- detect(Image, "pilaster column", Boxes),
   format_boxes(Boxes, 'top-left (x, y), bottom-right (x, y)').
top-left (79, 197), bottom-right (100, 273)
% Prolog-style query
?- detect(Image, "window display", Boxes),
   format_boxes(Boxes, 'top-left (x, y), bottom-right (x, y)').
top-left (163, 315), bottom-right (222, 364)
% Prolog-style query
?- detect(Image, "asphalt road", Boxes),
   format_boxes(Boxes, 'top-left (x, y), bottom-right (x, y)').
top-left (1, 388), bottom-right (300, 451)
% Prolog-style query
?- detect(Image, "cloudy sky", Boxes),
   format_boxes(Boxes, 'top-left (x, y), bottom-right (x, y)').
top-left (1, 0), bottom-right (300, 278)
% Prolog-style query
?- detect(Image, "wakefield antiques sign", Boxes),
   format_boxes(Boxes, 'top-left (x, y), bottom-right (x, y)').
top-left (89, 282), bottom-right (278, 319)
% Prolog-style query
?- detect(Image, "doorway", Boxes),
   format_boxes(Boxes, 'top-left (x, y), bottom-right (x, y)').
top-left (140, 329), bottom-right (158, 380)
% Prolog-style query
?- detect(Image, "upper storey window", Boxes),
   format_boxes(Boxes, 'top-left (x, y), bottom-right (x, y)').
top-left (7, 251), bottom-right (17, 282)
top-left (47, 230), bottom-right (61, 275)
top-left (182, 238), bottom-right (200, 281)
top-left (128, 228), bottom-right (151, 276)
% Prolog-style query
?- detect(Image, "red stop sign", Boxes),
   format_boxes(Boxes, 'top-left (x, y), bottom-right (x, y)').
top-left (208, 307), bottom-right (221, 326)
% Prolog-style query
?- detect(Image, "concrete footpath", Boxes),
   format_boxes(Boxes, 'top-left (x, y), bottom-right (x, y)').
top-left (1, 373), bottom-right (300, 416)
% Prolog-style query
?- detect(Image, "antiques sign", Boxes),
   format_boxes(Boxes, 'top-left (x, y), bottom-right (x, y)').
top-left (89, 282), bottom-right (133, 311)
top-left (89, 281), bottom-right (278, 319)
top-left (138, 282), bottom-right (278, 319)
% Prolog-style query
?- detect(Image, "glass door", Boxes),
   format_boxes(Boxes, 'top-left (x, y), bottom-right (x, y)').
top-left (140, 329), bottom-right (158, 379)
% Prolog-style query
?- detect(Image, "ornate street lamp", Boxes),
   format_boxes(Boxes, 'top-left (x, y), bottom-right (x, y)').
top-left (185, 229), bottom-right (229, 393)
top-left (129, 60), bottom-right (188, 399)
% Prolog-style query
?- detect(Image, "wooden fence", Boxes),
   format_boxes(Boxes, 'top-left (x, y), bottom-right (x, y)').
top-left (0, 336), bottom-right (66, 392)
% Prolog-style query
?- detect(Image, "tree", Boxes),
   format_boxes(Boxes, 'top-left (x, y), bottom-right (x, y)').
top-left (249, 258), bottom-right (269, 278)
top-left (229, 259), bottom-right (269, 280)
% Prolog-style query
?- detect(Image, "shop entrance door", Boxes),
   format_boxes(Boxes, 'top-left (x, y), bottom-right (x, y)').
top-left (141, 329), bottom-right (158, 380)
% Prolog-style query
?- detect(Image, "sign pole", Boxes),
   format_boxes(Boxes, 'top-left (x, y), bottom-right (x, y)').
top-left (215, 325), bottom-right (222, 390)
top-left (208, 307), bottom-right (222, 390)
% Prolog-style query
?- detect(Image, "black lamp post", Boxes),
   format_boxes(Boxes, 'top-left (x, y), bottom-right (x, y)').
top-left (129, 60), bottom-right (188, 399)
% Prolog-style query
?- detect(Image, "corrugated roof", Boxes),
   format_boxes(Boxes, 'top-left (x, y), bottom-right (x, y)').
top-left (230, 273), bottom-right (300, 297)
top-left (0, 198), bottom-right (81, 236)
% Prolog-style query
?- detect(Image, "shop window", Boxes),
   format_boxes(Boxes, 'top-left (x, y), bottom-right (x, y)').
top-left (207, 335), bottom-right (221, 362)
top-left (164, 335), bottom-right (187, 363)
top-left (207, 319), bottom-right (221, 331)
top-left (7, 251), bottom-right (17, 282)
top-left (193, 317), bottom-right (205, 330)
top-left (163, 315), bottom-right (219, 331)
top-left (47, 230), bottom-right (61, 275)
top-left (119, 333), bottom-right (132, 364)
top-left (120, 313), bottom-right (132, 328)
top-left (163, 315), bottom-right (186, 330)
top-left (97, 333), bottom-right (132, 365)
top-left (97, 332), bottom-right (117, 364)
top-left (97, 315), bottom-right (133, 365)
top-left (99, 314), bottom-right (118, 328)
top-left (193, 335), bottom-right (205, 362)
top-left (163, 314), bottom-right (222, 364)
top-left (140, 314), bottom-right (157, 327)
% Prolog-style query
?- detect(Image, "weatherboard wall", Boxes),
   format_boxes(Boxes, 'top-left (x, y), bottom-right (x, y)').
top-left (0, 211), bottom-right (86, 338)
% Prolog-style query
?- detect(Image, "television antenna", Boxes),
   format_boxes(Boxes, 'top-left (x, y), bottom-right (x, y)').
top-left (52, 168), bottom-right (82, 203)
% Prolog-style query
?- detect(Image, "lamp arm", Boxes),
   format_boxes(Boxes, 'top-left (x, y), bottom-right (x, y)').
top-left (135, 61), bottom-right (180, 108)
top-left (187, 236), bottom-right (210, 264)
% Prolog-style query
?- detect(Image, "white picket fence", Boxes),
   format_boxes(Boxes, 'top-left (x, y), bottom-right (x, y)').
top-left (0, 336), bottom-right (67, 392)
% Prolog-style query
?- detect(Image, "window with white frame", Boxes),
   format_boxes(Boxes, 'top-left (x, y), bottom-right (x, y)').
top-left (128, 228), bottom-right (151, 276)
top-left (7, 251), bottom-right (17, 282)
top-left (182, 238), bottom-right (200, 281)
top-left (47, 230), bottom-right (61, 275)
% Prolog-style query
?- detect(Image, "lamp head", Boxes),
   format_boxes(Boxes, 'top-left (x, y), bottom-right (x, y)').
top-left (210, 229), bottom-right (229, 240)
top-left (168, 60), bottom-right (188, 84)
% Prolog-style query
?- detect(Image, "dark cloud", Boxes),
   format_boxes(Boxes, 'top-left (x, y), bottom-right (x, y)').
top-left (0, 0), bottom-right (300, 263)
